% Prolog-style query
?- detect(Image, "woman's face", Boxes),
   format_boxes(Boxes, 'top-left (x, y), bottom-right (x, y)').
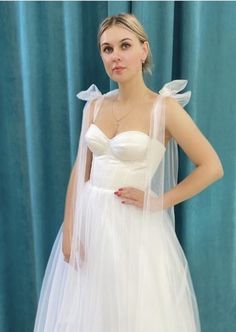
top-left (99, 25), bottom-right (148, 83)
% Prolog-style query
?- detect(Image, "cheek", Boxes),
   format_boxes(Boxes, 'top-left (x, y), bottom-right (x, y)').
top-left (126, 52), bottom-right (142, 70)
top-left (101, 55), bottom-right (112, 70)
top-left (101, 57), bottom-right (113, 78)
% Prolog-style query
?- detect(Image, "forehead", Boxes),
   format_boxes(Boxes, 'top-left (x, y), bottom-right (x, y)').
top-left (100, 25), bottom-right (138, 45)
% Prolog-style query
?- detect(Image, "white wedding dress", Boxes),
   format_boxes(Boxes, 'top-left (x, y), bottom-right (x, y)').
top-left (34, 118), bottom-right (201, 331)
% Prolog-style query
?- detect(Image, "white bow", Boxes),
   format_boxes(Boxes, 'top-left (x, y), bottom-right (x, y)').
top-left (76, 84), bottom-right (102, 101)
top-left (159, 79), bottom-right (191, 107)
top-left (77, 80), bottom-right (191, 107)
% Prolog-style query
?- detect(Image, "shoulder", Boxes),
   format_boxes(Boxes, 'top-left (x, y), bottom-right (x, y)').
top-left (163, 96), bottom-right (190, 122)
top-left (164, 95), bottom-right (182, 110)
top-left (86, 94), bottom-right (106, 110)
top-left (84, 97), bottom-right (102, 122)
top-left (146, 90), bottom-right (176, 114)
top-left (86, 93), bottom-right (116, 123)
top-left (161, 96), bottom-right (195, 140)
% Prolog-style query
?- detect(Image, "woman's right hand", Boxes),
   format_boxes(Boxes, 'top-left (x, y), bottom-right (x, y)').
top-left (62, 230), bottom-right (71, 263)
top-left (62, 231), bottom-right (86, 268)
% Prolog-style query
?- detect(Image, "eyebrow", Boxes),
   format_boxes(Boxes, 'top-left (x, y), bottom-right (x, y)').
top-left (101, 38), bottom-right (132, 47)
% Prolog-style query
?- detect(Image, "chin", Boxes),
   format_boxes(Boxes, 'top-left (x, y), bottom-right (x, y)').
top-left (110, 73), bottom-right (136, 84)
top-left (111, 77), bottom-right (129, 84)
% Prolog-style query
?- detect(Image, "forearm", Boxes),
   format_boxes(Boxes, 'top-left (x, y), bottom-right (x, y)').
top-left (63, 149), bottom-right (92, 231)
top-left (161, 163), bottom-right (224, 209)
top-left (63, 163), bottom-right (77, 233)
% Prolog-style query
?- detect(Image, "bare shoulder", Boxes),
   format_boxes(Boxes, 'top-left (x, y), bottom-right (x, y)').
top-left (164, 96), bottom-right (183, 113)
top-left (88, 93), bottom-right (112, 112)
top-left (90, 94), bottom-right (117, 127)
top-left (163, 96), bottom-right (223, 170)
top-left (163, 96), bottom-right (193, 130)
top-left (97, 94), bottom-right (115, 116)
top-left (86, 96), bottom-right (104, 122)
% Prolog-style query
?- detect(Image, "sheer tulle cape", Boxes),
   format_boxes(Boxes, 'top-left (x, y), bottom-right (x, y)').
top-left (33, 80), bottom-right (201, 332)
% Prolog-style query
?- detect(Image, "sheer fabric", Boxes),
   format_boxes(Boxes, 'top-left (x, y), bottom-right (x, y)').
top-left (34, 80), bottom-right (201, 332)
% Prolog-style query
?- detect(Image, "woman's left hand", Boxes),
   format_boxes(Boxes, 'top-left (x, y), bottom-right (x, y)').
top-left (114, 187), bottom-right (145, 209)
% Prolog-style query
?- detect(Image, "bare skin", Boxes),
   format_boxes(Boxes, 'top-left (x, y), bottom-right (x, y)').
top-left (62, 24), bottom-right (224, 262)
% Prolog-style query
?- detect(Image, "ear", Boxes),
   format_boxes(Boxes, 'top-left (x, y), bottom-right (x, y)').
top-left (141, 41), bottom-right (149, 60)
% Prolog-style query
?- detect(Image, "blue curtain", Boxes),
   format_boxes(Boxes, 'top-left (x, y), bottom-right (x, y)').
top-left (0, 1), bottom-right (235, 331)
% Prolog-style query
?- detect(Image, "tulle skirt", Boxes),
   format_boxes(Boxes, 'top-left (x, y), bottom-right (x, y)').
top-left (34, 181), bottom-right (201, 332)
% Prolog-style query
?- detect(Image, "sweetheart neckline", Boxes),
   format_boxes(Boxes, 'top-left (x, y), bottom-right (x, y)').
top-left (89, 124), bottom-right (166, 150)
top-left (91, 123), bottom-right (149, 140)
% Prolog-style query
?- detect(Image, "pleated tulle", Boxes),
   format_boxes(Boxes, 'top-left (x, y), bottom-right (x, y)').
top-left (34, 181), bottom-right (201, 332)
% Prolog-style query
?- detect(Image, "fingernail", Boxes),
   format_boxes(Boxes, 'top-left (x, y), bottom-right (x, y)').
top-left (121, 201), bottom-right (125, 204)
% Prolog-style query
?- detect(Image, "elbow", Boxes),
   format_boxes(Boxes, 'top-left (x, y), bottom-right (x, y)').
top-left (215, 155), bottom-right (224, 179)
top-left (218, 162), bottom-right (224, 178)
top-left (210, 161), bottom-right (224, 181)
top-left (214, 167), bottom-right (224, 181)
top-left (198, 159), bottom-right (224, 183)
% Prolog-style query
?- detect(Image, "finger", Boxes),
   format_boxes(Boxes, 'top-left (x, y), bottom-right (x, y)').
top-left (119, 190), bottom-right (140, 200)
top-left (117, 187), bottom-right (134, 196)
top-left (119, 187), bottom-right (137, 193)
top-left (121, 198), bottom-right (142, 208)
top-left (63, 255), bottom-right (70, 263)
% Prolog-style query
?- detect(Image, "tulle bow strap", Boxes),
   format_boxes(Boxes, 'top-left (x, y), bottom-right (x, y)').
top-left (76, 84), bottom-right (102, 101)
top-left (159, 80), bottom-right (191, 107)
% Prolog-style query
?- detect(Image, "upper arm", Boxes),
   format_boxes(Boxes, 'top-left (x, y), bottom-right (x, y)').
top-left (87, 98), bottom-right (97, 125)
top-left (165, 97), bottom-right (223, 170)
top-left (84, 98), bottom-right (99, 181)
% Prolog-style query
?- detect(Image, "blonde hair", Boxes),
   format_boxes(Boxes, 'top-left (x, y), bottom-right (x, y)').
top-left (97, 13), bottom-right (153, 75)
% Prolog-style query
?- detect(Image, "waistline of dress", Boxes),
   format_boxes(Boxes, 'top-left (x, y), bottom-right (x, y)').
top-left (84, 180), bottom-right (116, 192)
top-left (84, 180), bottom-right (146, 193)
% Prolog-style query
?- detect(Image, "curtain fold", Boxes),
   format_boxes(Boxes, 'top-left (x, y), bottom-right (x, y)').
top-left (0, 1), bottom-right (235, 331)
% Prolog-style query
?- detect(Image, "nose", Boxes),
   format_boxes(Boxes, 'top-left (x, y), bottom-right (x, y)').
top-left (111, 47), bottom-right (121, 62)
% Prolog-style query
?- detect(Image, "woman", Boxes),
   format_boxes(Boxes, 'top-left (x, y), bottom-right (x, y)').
top-left (34, 13), bottom-right (224, 332)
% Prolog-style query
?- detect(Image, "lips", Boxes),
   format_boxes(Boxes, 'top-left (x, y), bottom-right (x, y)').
top-left (112, 66), bottom-right (126, 71)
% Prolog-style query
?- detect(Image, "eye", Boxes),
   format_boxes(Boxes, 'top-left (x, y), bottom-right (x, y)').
top-left (121, 42), bottom-right (131, 49)
top-left (102, 46), bottom-right (113, 54)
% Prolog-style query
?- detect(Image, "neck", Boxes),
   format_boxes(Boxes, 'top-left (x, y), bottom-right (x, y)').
top-left (117, 73), bottom-right (149, 103)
